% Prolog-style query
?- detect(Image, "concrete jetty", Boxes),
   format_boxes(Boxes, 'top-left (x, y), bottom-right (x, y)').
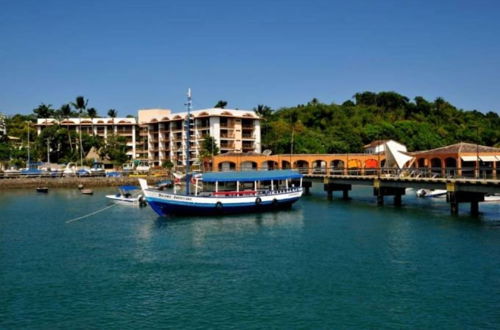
top-left (0, 176), bottom-right (165, 190)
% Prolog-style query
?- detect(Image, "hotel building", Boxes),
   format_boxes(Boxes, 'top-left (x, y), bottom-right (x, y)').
top-left (35, 108), bottom-right (261, 166)
top-left (138, 108), bottom-right (261, 167)
top-left (36, 117), bottom-right (139, 158)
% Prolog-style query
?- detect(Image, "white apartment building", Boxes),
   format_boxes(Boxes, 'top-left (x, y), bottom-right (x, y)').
top-left (0, 114), bottom-right (6, 137)
top-left (35, 107), bottom-right (262, 165)
top-left (36, 117), bottom-right (139, 158)
top-left (138, 108), bottom-right (261, 167)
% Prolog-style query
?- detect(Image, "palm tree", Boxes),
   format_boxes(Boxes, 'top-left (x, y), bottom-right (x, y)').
top-left (214, 100), bottom-right (227, 109)
top-left (253, 104), bottom-right (272, 118)
top-left (107, 109), bottom-right (117, 118)
top-left (60, 104), bottom-right (73, 151)
top-left (87, 107), bottom-right (97, 136)
top-left (33, 103), bottom-right (54, 119)
top-left (72, 96), bottom-right (88, 166)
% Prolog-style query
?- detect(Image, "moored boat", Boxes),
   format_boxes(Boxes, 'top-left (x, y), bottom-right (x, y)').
top-left (416, 189), bottom-right (447, 198)
top-left (139, 170), bottom-right (304, 216)
top-left (106, 185), bottom-right (146, 206)
top-left (36, 187), bottom-right (49, 193)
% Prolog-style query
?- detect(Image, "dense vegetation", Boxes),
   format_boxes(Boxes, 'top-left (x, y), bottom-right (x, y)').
top-left (256, 91), bottom-right (500, 154)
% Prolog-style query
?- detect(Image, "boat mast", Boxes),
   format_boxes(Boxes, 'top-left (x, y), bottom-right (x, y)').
top-left (27, 121), bottom-right (30, 167)
top-left (185, 88), bottom-right (192, 195)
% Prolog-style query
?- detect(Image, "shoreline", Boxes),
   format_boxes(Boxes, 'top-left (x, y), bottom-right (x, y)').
top-left (0, 176), bottom-right (165, 190)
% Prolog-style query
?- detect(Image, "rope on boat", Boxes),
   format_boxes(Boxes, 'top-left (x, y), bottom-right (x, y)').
top-left (65, 204), bottom-right (117, 224)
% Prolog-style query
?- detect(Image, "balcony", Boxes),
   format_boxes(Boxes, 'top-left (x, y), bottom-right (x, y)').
top-left (220, 143), bottom-right (235, 149)
top-left (241, 133), bottom-right (254, 139)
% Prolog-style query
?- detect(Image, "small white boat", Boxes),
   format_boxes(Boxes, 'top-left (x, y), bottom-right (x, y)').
top-left (416, 189), bottom-right (447, 198)
top-left (106, 186), bottom-right (146, 205)
top-left (484, 194), bottom-right (500, 203)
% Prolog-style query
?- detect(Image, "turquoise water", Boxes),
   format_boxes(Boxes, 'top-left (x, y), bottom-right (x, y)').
top-left (1, 185), bottom-right (499, 329)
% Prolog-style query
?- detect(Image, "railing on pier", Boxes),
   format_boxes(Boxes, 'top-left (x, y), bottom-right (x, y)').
top-left (298, 167), bottom-right (499, 180)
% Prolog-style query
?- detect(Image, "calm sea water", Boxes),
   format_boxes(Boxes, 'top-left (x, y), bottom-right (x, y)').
top-left (1, 184), bottom-right (499, 329)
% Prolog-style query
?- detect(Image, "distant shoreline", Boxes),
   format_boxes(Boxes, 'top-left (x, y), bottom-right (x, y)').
top-left (0, 176), bottom-right (163, 190)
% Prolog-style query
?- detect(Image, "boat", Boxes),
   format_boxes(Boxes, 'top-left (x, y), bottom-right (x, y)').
top-left (105, 185), bottom-right (146, 205)
top-left (139, 170), bottom-right (303, 216)
top-left (63, 163), bottom-right (78, 177)
top-left (484, 194), bottom-right (500, 203)
top-left (81, 189), bottom-right (93, 195)
top-left (89, 162), bottom-right (106, 176)
top-left (416, 189), bottom-right (447, 198)
top-left (139, 89), bottom-right (304, 217)
top-left (36, 187), bottom-right (49, 193)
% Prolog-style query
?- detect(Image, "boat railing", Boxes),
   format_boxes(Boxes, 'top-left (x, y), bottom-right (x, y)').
top-left (196, 186), bottom-right (302, 198)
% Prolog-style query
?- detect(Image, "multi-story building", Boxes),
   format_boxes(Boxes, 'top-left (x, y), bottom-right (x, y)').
top-left (35, 107), bottom-right (261, 165)
top-left (0, 114), bottom-right (6, 137)
top-left (138, 108), bottom-right (261, 167)
top-left (35, 117), bottom-right (138, 159)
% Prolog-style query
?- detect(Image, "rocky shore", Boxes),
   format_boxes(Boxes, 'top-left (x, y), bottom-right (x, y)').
top-left (0, 176), bottom-right (165, 190)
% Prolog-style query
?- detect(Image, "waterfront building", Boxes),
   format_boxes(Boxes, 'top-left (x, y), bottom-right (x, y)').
top-left (363, 140), bottom-right (406, 154)
top-left (35, 107), bottom-right (261, 165)
top-left (0, 113), bottom-right (6, 137)
top-left (36, 117), bottom-right (138, 159)
top-left (138, 108), bottom-right (261, 167)
top-left (410, 142), bottom-right (500, 178)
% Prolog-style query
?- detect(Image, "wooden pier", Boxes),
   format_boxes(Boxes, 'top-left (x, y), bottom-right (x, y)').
top-left (312, 174), bottom-right (500, 216)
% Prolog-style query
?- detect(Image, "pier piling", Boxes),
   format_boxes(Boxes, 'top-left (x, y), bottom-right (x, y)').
top-left (324, 180), bottom-right (351, 200)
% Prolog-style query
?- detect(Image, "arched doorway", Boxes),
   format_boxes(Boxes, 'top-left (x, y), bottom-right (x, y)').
top-left (330, 160), bottom-right (344, 175)
top-left (281, 160), bottom-right (291, 169)
top-left (240, 161), bottom-right (257, 171)
top-left (347, 159), bottom-right (362, 175)
top-left (364, 159), bottom-right (378, 175)
top-left (218, 161), bottom-right (236, 172)
top-left (294, 160), bottom-right (309, 174)
top-left (312, 160), bottom-right (326, 174)
top-left (261, 160), bottom-right (278, 171)
top-left (444, 157), bottom-right (457, 177)
top-left (430, 158), bottom-right (442, 177)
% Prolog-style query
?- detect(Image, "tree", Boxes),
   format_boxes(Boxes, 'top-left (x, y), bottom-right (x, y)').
top-left (199, 135), bottom-right (219, 171)
top-left (33, 103), bottom-right (55, 119)
top-left (253, 104), bottom-right (272, 118)
top-left (99, 134), bottom-right (128, 165)
top-left (87, 107), bottom-right (97, 136)
top-left (71, 96), bottom-right (88, 166)
top-left (60, 104), bottom-right (73, 151)
top-left (214, 100), bottom-right (227, 109)
top-left (107, 109), bottom-right (117, 118)
top-left (354, 91), bottom-right (377, 106)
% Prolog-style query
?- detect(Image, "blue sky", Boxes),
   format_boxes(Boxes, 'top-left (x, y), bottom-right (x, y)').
top-left (1, 0), bottom-right (499, 116)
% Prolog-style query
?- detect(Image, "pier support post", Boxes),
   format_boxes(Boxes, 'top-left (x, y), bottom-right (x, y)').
top-left (377, 194), bottom-right (384, 206)
top-left (373, 183), bottom-right (405, 207)
top-left (324, 181), bottom-right (351, 200)
top-left (450, 200), bottom-right (459, 215)
top-left (470, 201), bottom-right (479, 216)
top-left (327, 189), bottom-right (333, 200)
top-left (342, 189), bottom-right (349, 200)
top-left (394, 194), bottom-right (402, 206)
top-left (446, 186), bottom-right (484, 216)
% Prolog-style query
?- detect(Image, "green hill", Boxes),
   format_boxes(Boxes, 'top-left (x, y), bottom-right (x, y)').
top-left (258, 91), bottom-right (500, 154)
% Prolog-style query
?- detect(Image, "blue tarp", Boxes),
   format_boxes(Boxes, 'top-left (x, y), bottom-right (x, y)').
top-left (119, 185), bottom-right (139, 191)
top-left (201, 170), bottom-right (302, 183)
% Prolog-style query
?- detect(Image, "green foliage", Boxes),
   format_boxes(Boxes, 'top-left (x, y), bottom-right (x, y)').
top-left (199, 135), bottom-right (219, 159)
top-left (99, 134), bottom-right (128, 165)
top-left (263, 91), bottom-right (500, 153)
top-left (107, 109), bottom-right (117, 118)
top-left (214, 100), bottom-right (228, 109)
top-left (162, 160), bottom-right (174, 169)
